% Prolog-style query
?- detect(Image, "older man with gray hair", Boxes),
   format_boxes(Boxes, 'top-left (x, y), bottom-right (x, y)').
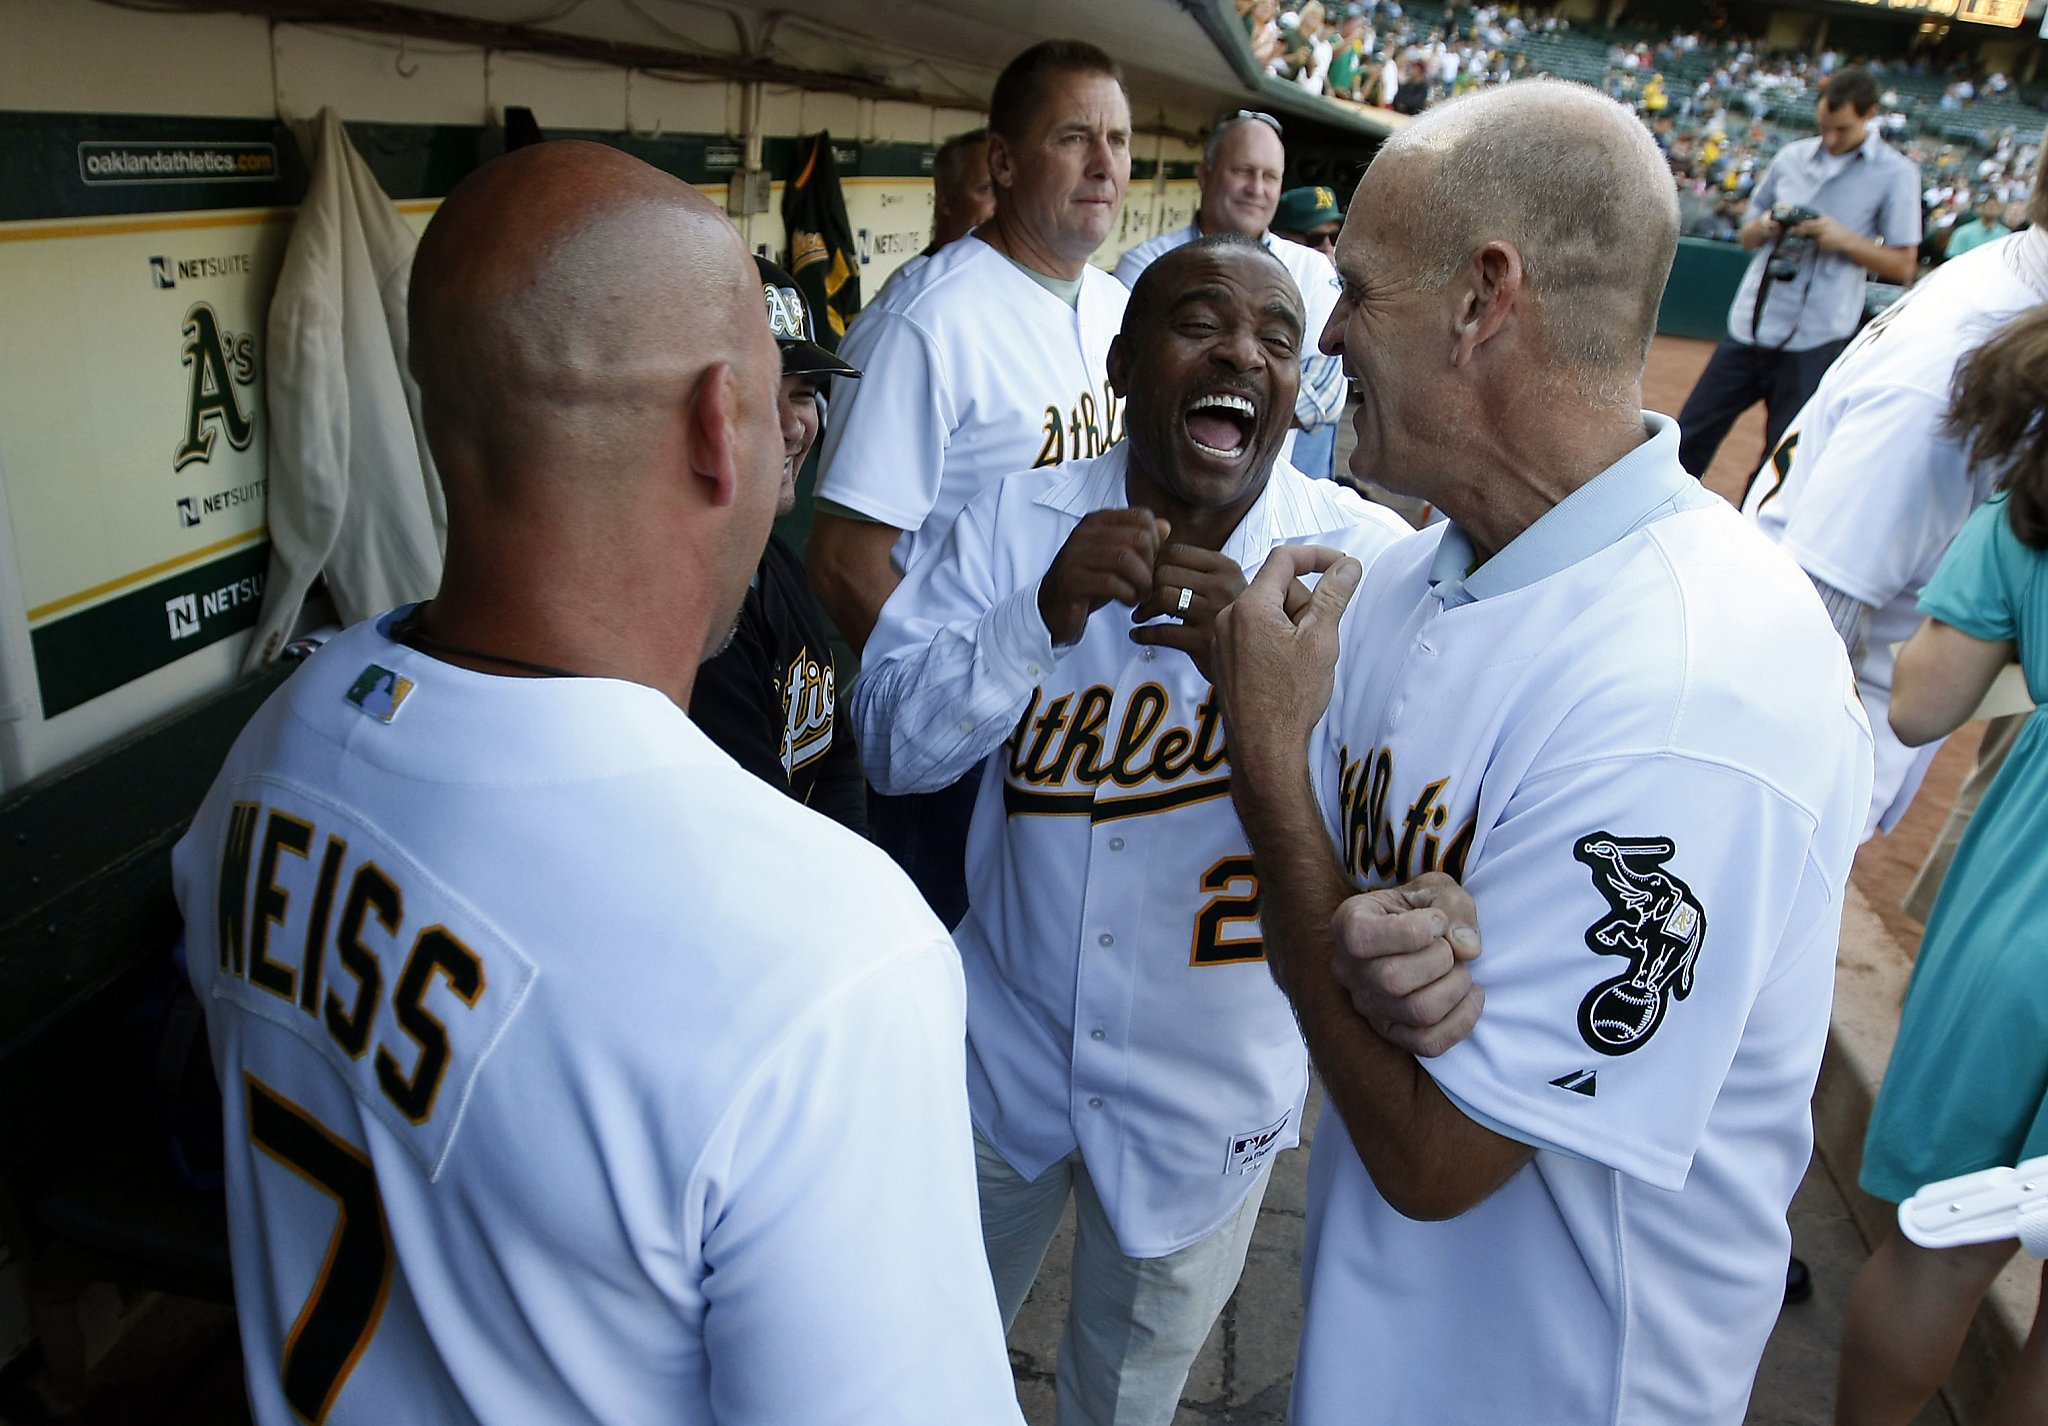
top-left (1212, 80), bottom-right (1872, 1424)
top-left (1114, 112), bottom-right (1346, 476)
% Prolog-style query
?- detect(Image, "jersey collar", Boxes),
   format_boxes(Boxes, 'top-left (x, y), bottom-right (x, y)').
top-left (1429, 412), bottom-right (1713, 608)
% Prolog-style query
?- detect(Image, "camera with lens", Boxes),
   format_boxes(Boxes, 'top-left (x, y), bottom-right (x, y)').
top-left (1767, 205), bottom-right (1823, 281)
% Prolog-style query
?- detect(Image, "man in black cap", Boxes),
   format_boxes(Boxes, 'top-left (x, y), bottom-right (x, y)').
top-left (691, 257), bottom-right (867, 831)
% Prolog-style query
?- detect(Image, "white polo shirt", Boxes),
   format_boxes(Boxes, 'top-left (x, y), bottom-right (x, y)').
top-left (1296, 415), bottom-right (1872, 1424)
top-left (854, 446), bottom-right (1409, 1256)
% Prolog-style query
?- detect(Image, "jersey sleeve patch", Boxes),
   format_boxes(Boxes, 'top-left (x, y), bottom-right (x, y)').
top-left (1571, 833), bottom-right (1707, 1056)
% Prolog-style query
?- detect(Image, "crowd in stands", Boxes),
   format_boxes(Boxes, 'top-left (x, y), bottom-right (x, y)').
top-left (1239, 0), bottom-right (2040, 260)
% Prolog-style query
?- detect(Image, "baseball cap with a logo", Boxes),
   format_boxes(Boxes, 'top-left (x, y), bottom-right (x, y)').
top-left (1272, 186), bottom-right (1344, 234)
top-left (755, 255), bottom-right (861, 380)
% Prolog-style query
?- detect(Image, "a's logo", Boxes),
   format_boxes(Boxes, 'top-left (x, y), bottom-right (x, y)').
top-left (1573, 834), bottom-right (1707, 1056)
top-left (346, 664), bottom-right (415, 723)
top-left (174, 303), bottom-right (257, 472)
top-left (176, 496), bottom-right (201, 527)
top-left (763, 283), bottom-right (808, 343)
top-left (1314, 185), bottom-right (1336, 209)
top-left (165, 593), bottom-right (200, 640)
top-left (150, 255), bottom-right (175, 289)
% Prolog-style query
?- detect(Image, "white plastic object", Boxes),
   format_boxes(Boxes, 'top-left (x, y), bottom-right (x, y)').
top-left (1898, 1156), bottom-right (2048, 1259)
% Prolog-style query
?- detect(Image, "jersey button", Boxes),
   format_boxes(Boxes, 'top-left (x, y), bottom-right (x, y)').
top-left (1097, 933), bottom-right (1114, 947)
top-left (1108, 836), bottom-right (1125, 852)
top-left (1026, 663), bottom-right (1042, 677)
top-left (1090, 1028), bottom-right (1106, 1041)
top-left (1088, 1097), bottom-right (1104, 1109)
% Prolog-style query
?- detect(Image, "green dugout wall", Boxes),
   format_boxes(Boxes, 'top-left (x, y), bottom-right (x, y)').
top-left (1657, 237), bottom-right (1751, 341)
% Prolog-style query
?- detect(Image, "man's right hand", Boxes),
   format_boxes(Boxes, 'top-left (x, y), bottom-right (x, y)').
top-left (1331, 872), bottom-right (1484, 1058)
top-left (1211, 544), bottom-right (1361, 778)
top-left (1038, 509), bottom-right (1172, 646)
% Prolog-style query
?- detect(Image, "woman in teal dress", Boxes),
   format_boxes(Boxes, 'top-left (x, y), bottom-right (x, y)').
top-left (1837, 304), bottom-right (2048, 1426)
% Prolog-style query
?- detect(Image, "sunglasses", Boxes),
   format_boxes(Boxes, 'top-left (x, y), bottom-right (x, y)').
top-left (1305, 230), bottom-right (1339, 250)
top-left (1232, 110), bottom-right (1284, 137)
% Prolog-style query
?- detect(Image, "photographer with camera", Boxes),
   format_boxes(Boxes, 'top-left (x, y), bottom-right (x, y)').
top-left (1676, 68), bottom-right (1921, 480)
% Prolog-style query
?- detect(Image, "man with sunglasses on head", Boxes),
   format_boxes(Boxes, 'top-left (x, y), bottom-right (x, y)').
top-left (1114, 112), bottom-right (1347, 480)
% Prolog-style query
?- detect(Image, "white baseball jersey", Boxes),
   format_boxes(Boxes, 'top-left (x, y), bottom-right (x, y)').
top-left (814, 234), bottom-right (1128, 576)
top-left (1743, 228), bottom-right (2047, 839)
top-left (172, 614), bottom-right (1022, 1426)
top-left (1111, 225), bottom-right (1348, 440)
top-left (852, 445), bottom-right (1409, 1256)
top-left (1295, 415), bottom-right (1872, 1425)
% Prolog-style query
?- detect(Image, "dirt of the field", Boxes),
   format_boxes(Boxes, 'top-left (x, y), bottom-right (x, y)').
top-left (1644, 334), bottom-right (1983, 962)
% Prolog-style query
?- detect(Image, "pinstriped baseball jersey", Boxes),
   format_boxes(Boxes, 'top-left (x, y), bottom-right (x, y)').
top-left (172, 613), bottom-right (1022, 1426)
top-left (852, 445), bottom-right (1409, 1257)
top-left (814, 235), bottom-right (1128, 575)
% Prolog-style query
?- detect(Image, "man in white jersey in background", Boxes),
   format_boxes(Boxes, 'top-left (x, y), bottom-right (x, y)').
top-left (854, 235), bottom-right (1429, 1426)
top-left (1212, 82), bottom-right (1872, 1425)
top-left (871, 128), bottom-right (998, 306)
top-left (1743, 144), bottom-right (2048, 842)
top-left (808, 39), bottom-right (1134, 926)
top-left (171, 142), bottom-right (1020, 1426)
top-left (1113, 112), bottom-right (1346, 479)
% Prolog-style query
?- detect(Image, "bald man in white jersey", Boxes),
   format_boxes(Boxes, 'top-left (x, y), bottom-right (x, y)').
top-left (1215, 82), bottom-right (1871, 1424)
top-left (172, 142), bottom-right (1019, 1426)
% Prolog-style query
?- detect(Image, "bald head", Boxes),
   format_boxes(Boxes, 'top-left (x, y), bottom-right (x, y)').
top-left (406, 141), bottom-right (785, 681)
top-left (409, 140), bottom-right (773, 500)
top-left (1370, 80), bottom-right (1678, 378)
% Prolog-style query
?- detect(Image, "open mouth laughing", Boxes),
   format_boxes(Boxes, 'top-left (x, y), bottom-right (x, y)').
top-left (1183, 390), bottom-right (1260, 459)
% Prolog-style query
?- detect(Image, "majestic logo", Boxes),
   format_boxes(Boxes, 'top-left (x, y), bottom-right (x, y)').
top-left (1548, 1068), bottom-right (1598, 1098)
top-left (165, 593), bottom-right (200, 640)
top-left (174, 303), bottom-right (257, 472)
top-left (1572, 834), bottom-right (1707, 1056)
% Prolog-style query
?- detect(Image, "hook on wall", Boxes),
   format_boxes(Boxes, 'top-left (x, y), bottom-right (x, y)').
top-left (395, 37), bottom-right (420, 79)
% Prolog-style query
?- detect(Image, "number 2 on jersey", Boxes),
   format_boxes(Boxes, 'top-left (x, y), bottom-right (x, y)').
top-left (1191, 856), bottom-right (1265, 966)
top-left (245, 1074), bottom-right (394, 1424)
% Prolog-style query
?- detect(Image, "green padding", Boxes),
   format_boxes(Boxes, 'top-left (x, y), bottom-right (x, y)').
top-left (1657, 238), bottom-right (1751, 341)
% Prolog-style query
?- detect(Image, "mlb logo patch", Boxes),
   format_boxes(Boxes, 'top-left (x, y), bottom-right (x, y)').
top-left (346, 664), bottom-right (414, 723)
top-left (1224, 1112), bottom-right (1291, 1175)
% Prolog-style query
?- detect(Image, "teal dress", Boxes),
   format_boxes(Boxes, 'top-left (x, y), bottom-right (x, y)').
top-left (1862, 494), bottom-right (2048, 1204)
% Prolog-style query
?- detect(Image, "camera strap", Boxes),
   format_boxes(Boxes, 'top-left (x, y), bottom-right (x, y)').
top-left (1748, 236), bottom-right (1816, 355)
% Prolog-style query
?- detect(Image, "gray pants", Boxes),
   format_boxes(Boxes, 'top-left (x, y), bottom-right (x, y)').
top-left (975, 1131), bottom-right (1270, 1426)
